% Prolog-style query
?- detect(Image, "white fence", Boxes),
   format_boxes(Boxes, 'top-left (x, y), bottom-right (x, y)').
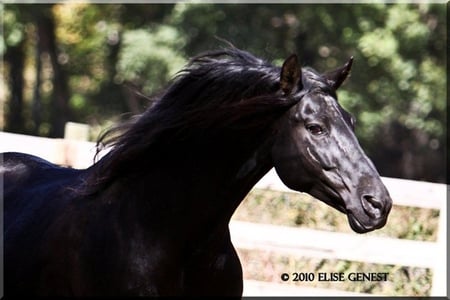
top-left (239, 169), bottom-right (447, 296)
top-left (0, 131), bottom-right (447, 297)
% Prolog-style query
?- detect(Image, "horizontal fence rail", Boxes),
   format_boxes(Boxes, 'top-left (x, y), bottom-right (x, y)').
top-left (240, 167), bottom-right (447, 297)
top-left (240, 165), bottom-right (447, 297)
top-left (0, 130), bottom-right (447, 296)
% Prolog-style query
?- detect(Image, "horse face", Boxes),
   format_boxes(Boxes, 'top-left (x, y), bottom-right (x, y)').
top-left (271, 56), bottom-right (392, 233)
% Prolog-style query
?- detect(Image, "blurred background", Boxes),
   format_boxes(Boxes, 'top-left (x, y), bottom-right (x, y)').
top-left (1, 3), bottom-right (446, 183)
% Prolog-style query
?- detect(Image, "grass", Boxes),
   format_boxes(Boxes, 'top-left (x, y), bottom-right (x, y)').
top-left (231, 188), bottom-right (440, 296)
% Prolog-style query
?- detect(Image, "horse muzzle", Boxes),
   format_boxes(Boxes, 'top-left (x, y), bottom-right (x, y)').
top-left (347, 191), bottom-right (393, 233)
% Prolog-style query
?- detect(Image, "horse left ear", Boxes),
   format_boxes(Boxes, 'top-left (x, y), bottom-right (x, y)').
top-left (323, 57), bottom-right (353, 90)
top-left (280, 54), bottom-right (302, 95)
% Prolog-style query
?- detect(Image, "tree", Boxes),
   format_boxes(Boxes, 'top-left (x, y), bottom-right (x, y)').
top-left (3, 4), bottom-right (71, 137)
top-left (36, 5), bottom-right (71, 138)
top-left (169, 3), bottom-right (446, 182)
top-left (2, 3), bottom-right (446, 182)
top-left (115, 26), bottom-right (186, 113)
top-left (3, 5), bottom-right (26, 133)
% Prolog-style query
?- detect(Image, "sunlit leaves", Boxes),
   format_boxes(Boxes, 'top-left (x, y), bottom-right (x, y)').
top-left (359, 29), bottom-right (398, 62)
top-left (2, 6), bottom-right (25, 51)
top-left (116, 26), bottom-right (186, 95)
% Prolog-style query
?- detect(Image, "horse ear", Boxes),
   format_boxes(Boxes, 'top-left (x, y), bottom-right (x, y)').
top-left (323, 57), bottom-right (353, 90)
top-left (280, 54), bottom-right (302, 95)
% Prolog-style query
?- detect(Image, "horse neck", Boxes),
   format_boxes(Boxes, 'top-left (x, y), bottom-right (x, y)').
top-left (158, 136), bottom-right (272, 217)
top-left (99, 133), bottom-right (274, 241)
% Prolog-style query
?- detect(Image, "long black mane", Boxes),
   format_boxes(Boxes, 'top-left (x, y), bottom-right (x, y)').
top-left (87, 48), bottom-right (324, 194)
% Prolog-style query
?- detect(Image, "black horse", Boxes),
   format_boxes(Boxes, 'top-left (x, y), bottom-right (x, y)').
top-left (2, 48), bottom-right (392, 296)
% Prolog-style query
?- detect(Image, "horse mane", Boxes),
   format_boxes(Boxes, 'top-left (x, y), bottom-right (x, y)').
top-left (84, 48), bottom-right (308, 194)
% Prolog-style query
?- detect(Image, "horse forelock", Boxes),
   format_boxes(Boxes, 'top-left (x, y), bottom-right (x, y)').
top-left (301, 67), bottom-right (337, 98)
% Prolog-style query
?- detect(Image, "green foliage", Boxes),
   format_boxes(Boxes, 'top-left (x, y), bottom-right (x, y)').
top-left (116, 26), bottom-right (186, 95)
top-left (2, 3), bottom-right (446, 182)
top-left (2, 6), bottom-right (25, 51)
top-left (349, 4), bottom-right (444, 142)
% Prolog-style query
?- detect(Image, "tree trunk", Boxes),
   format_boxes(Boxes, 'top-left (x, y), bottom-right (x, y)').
top-left (35, 6), bottom-right (71, 138)
top-left (5, 40), bottom-right (26, 134)
top-left (32, 25), bottom-right (43, 135)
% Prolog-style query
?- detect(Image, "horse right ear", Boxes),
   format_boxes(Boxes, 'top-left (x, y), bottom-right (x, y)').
top-left (280, 54), bottom-right (302, 95)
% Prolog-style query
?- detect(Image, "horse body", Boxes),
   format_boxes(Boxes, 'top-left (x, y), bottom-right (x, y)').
top-left (3, 48), bottom-right (392, 296)
top-left (4, 124), bottom-right (273, 296)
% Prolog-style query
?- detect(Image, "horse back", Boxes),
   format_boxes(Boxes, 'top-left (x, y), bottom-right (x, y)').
top-left (3, 152), bottom-right (83, 226)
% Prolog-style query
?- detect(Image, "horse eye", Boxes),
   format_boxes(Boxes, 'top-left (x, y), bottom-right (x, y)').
top-left (306, 124), bottom-right (325, 135)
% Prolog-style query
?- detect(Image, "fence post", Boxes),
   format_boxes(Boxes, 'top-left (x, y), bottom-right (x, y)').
top-left (63, 122), bottom-right (96, 168)
top-left (64, 122), bottom-right (90, 141)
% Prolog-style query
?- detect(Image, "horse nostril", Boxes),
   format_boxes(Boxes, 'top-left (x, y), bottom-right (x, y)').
top-left (363, 195), bottom-right (382, 209)
top-left (361, 194), bottom-right (383, 218)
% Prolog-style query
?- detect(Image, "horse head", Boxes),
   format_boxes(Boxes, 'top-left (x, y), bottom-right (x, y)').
top-left (272, 54), bottom-right (392, 233)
